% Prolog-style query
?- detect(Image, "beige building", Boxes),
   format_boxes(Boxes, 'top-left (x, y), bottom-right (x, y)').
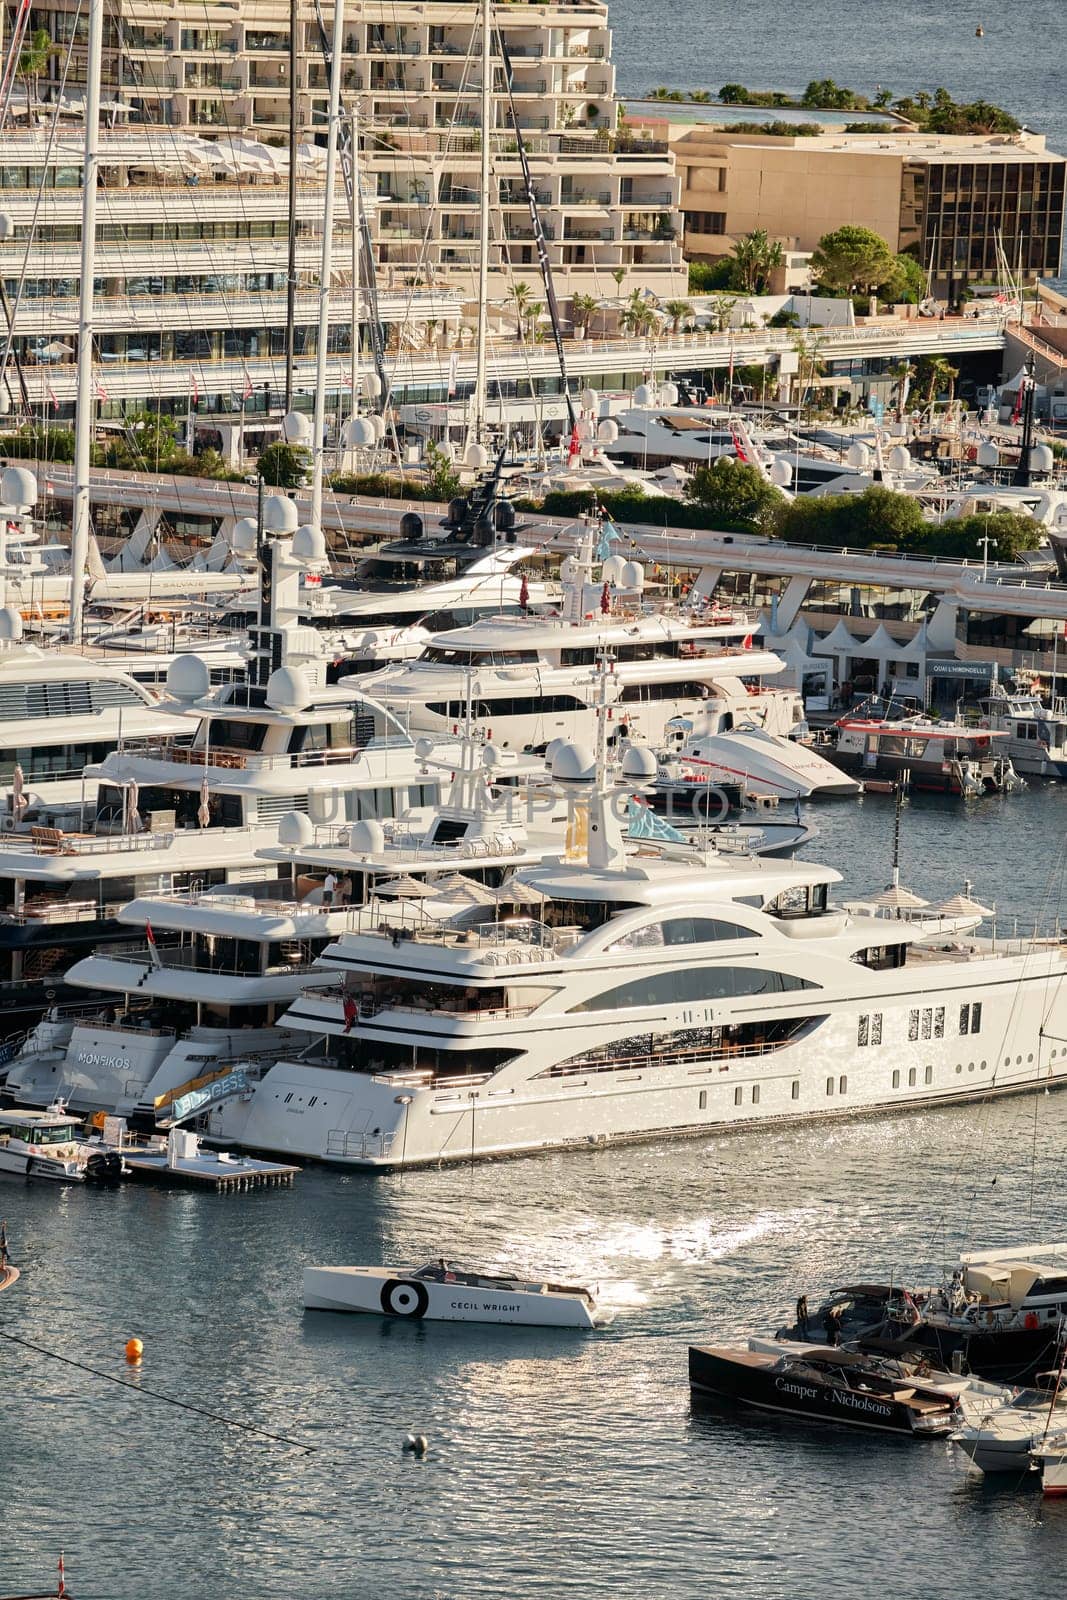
top-left (663, 123), bottom-right (1065, 300)
top-left (26, 0), bottom-right (686, 303)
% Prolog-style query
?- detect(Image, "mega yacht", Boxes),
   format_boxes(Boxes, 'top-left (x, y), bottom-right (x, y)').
top-left (361, 522), bottom-right (797, 754)
top-left (204, 739), bottom-right (1067, 1169)
top-left (304, 475), bottom-right (561, 679)
top-left (0, 519), bottom-right (442, 1032)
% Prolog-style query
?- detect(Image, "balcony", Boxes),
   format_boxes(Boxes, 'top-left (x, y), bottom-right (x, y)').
top-left (370, 76), bottom-right (424, 93)
top-left (186, 70), bottom-right (243, 91)
top-left (245, 34), bottom-right (287, 53)
top-left (366, 35), bottom-right (420, 55)
top-left (560, 191), bottom-right (612, 207)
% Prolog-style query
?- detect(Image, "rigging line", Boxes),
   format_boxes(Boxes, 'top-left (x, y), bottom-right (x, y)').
top-left (0, 1327), bottom-right (316, 1451)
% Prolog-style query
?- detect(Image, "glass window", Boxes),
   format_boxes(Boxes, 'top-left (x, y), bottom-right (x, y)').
top-left (892, 1069), bottom-right (900, 1088)
top-left (734, 1086), bottom-right (742, 1106)
top-left (791, 1081), bottom-right (800, 1100)
top-left (568, 966), bottom-right (819, 1013)
top-left (857, 1015), bottom-right (869, 1047)
top-left (838, 1075), bottom-right (847, 1094)
top-left (871, 1014), bottom-right (882, 1045)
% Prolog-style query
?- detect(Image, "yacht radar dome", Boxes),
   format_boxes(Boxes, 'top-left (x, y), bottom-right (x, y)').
top-left (976, 441), bottom-right (1000, 468)
top-left (231, 516), bottom-right (258, 554)
top-left (846, 442), bottom-right (871, 471)
top-left (632, 383), bottom-right (652, 407)
top-left (0, 607), bottom-right (23, 643)
top-left (281, 411), bottom-right (313, 446)
top-left (0, 392), bottom-right (9, 418)
top-left (348, 818), bottom-right (386, 855)
top-left (601, 554), bottom-right (626, 583)
top-left (1031, 443), bottom-right (1054, 475)
top-left (619, 560), bottom-right (645, 590)
top-left (292, 524), bottom-right (327, 564)
top-left (887, 445), bottom-right (912, 472)
top-left (660, 382), bottom-right (679, 406)
top-left (580, 387), bottom-right (599, 411)
top-left (369, 414), bottom-right (387, 443)
top-left (769, 456), bottom-right (793, 487)
top-left (266, 665), bottom-right (312, 712)
top-left (482, 743), bottom-right (502, 768)
top-left (399, 511), bottom-right (424, 541)
top-left (278, 811), bottom-right (315, 849)
top-left (0, 466), bottom-right (37, 510)
top-left (263, 495), bottom-right (299, 534)
top-left (343, 416), bottom-right (375, 448)
top-left (362, 372), bottom-right (383, 399)
top-left (620, 745), bottom-right (658, 782)
top-left (0, 212), bottom-right (13, 241)
top-left (597, 418), bottom-right (619, 444)
top-left (551, 741), bottom-right (595, 783)
top-left (166, 654), bottom-right (211, 703)
top-left (465, 443), bottom-right (490, 471)
top-left (414, 736), bottom-right (436, 762)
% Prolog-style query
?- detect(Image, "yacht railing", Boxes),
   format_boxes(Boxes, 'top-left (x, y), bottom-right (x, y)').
top-left (0, 827), bottom-right (178, 857)
top-left (117, 736), bottom-right (414, 769)
top-left (299, 982), bottom-right (538, 1021)
top-left (340, 905), bottom-right (581, 955)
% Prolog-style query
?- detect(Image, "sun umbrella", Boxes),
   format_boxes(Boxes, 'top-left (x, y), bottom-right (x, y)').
top-left (870, 883), bottom-right (929, 910)
top-left (936, 892), bottom-right (993, 919)
top-left (374, 874), bottom-right (440, 899)
top-left (442, 878), bottom-right (496, 904)
top-left (494, 877), bottom-right (549, 906)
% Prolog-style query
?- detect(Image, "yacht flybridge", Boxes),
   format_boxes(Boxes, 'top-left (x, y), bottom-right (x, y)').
top-left (363, 517), bottom-right (799, 753)
top-left (205, 734), bottom-right (1067, 1169)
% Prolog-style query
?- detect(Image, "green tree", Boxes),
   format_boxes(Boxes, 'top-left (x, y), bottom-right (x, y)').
top-left (916, 355), bottom-right (958, 405)
top-left (103, 408), bottom-right (180, 471)
top-left (685, 457), bottom-right (785, 534)
top-left (571, 292), bottom-right (600, 335)
top-left (257, 441), bottom-right (309, 488)
top-left (728, 228), bottom-right (785, 293)
top-left (775, 485), bottom-right (926, 549)
top-left (689, 90), bottom-right (712, 104)
top-left (910, 510), bottom-right (1041, 561)
top-left (878, 251), bottom-right (927, 304)
top-left (509, 280), bottom-right (532, 338)
top-left (810, 224), bottom-right (895, 296)
top-left (687, 259), bottom-right (732, 292)
top-left (17, 29), bottom-right (52, 124)
top-left (873, 87), bottom-right (893, 108)
top-left (424, 440), bottom-right (460, 501)
top-left (619, 289), bottom-right (657, 339)
top-left (718, 83), bottom-right (750, 103)
top-left (664, 298), bottom-right (694, 332)
top-left (926, 98), bottom-right (1019, 134)
top-left (801, 77), bottom-right (858, 109)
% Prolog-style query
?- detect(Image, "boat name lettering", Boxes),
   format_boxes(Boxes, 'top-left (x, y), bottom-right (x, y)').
top-left (449, 1300), bottom-right (522, 1313)
top-left (76, 1051), bottom-right (126, 1071)
top-left (775, 1377), bottom-right (818, 1400)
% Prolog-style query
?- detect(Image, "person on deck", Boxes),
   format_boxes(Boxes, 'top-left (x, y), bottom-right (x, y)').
top-left (796, 1294), bottom-right (810, 1340)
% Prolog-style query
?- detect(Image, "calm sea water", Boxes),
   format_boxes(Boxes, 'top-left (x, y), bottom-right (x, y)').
top-left (609, 0), bottom-right (1067, 154)
top-left (1, 782), bottom-right (1067, 1598)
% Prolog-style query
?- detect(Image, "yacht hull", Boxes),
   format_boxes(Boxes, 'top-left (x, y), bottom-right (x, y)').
top-left (303, 1265), bottom-right (604, 1326)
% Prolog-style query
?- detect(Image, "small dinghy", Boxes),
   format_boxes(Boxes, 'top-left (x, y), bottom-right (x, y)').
top-left (303, 1260), bottom-right (612, 1327)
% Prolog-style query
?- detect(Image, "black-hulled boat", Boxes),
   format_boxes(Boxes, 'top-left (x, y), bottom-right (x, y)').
top-left (688, 1344), bottom-right (962, 1437)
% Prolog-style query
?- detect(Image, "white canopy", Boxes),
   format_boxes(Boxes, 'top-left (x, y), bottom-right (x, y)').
top-left (814, 620), bottom-right (864, 656)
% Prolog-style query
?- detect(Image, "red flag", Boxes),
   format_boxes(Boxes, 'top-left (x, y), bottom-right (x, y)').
top-left (567, 423), bottom-right (581, 463)
top-left (94, 376), bottom-right (108, 403)
top-left (600, 580), bottom-right (611, 615)
top-left (519, 573), bottom-right (529, 609)
top-left (742, 632), bottom-right (753, 649)
top-left (730, 426), bottom-right (748, 463)
top-left (47, 382), bottom-right (59, 413)
top-left (242, 373), bottom-right (254, 401)
top-left (145, 919), bottom-right (161, 969)
top-left (1011, 381), bottom-right (1026, 424)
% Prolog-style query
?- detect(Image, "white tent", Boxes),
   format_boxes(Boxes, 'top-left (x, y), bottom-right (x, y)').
top-left (813, 619), bottom-right (864, 659)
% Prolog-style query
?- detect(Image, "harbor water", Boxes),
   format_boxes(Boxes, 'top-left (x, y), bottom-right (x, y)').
top-left (1, 785), bottom-right (1067, 1597)
top-left (609, 0), bottom-right (1067, 154)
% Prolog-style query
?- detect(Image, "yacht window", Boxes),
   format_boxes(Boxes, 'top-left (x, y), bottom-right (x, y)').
top-left (201, 719), bottom-right (266, 752)
top-left (734, 1086), bottom-right (743, 1105)
top-left (608, 916), bottom-right (757, 951)
top-left (959, 1001), bottom-right (982, 1035)
top-left (567, 965), bottom-right (818, 1013)
top-left (427, 694), bottom-right (586, 719)
top-left (289, 719), bottom-right (353, 753)
top-left (534, 1016), bottom-right (822, 1077)
top-left (853, 945), bottom-right (905, 971)
top-left (791, 1081), bottom-right (799, 1100)
top-left (421, 646), bottom-right (490, 666)
top-left (768, 883), bottom-right (829, 919)
top-left (560, 647), bottom-right (598, 666)
top-left (617, 681), bottom-right (710, 704)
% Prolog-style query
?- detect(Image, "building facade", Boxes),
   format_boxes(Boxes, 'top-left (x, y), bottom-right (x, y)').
top-left (669, 126), bottom-right (1065, 301)
top-left (25, 0), bottom-right (685, 304)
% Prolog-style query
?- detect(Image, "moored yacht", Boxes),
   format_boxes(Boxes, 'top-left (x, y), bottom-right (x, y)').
top-left (829, 716), bottom-right (1020, 796)
top-left (978, 688), bottom-right (1067, 779)
top-left (205, 736), bottom-right (1067, 1169)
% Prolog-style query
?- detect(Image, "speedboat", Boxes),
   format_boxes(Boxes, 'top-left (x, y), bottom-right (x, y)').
top-left (953, 1377), bottom-right (1067, 1473)
top-left (0, 1105), bottom-right (123, 1183)
top-left (689, 1342), bottom-right (963, 1437)
top-left (302, 1261), bottom-right (612, 1327)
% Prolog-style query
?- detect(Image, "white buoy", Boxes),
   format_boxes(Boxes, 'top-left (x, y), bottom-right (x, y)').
top-left (402, 1433), bottom-right (429, 1457)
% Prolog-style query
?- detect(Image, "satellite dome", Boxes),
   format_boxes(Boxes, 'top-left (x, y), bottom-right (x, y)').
top-left (263, 494), bottom-right (299, 534)
top-left (292, 524), bottom-right (327, 564)
top-left (601, 553), bottom-right (626, 584)
top-left (494, 500), bottom-right (516, 533)
top-left (231, 516), bottom-right (258, 554)
top-left (362, 372), bottom-right (383, 399)
top-left (550, 741), bottom-right (595, 783)
top-left (414, 736), bottom-right (436, 762)
top-left (399, 511), bottom-right (424, 541)
top-left (0, 466), bottom-right (37, 510)
top-left (446, 496), bottom-right (468, 527)
top-left (0, 391), bottom-right (10, 418)
top-left (659, 382), bottom-right (679, 406)
top-left (1031, 443), bottom-right (1054, 475)
top-left (559, 555), bottom-right (579, 584)
top-left (281, 410), bottom-right (313, 445)
top-left (465, 442), bottom-right (490, 471)
top-left (348, 818), bottom-right (386, 855)
top-left (976, 441), bottom-right (1000, 469)
top-left (369, 413), bottom-right (387, 442)
top-left (343, 416), bottom-right (375, 448)
top-left (277, 810), bottom-right (314, 849)
top-left (265, 665), bottom-right (312, 712)
top-left (166, 654), bottom-right (211, 703)
top-left (579, 387), bottom-right (598, 411)
top-left (0, 212), bottom-right (14, 242)
top-left (545, 738), bottom-right (565, 765)
top-left (846, 442), bottom-right (871, 471)
top-left (632, 383), bottom-right (652, 407)
top-left (887, 445), bottom-right (912, 472)
top-left (619, 560), bottom-right (645, 590)
top-left (597, 418), bottom-right (619, 444)
top-left (621, 745), bottom-right (658, 783)
top-left (482, 743), bottom-right (502, 768)
top-left (0, 606), bottom-right (23, 642)
top-left (769, 456), bottom-right (793, 487)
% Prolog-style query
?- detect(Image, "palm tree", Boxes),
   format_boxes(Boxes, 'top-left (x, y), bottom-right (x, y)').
top-left (889, 359), bottom-right (913, 415)
top-left (664, 298), bottom-right (694, 333)
top-left (571, 292), bottom-right (599, 336)
top-left (509, 281), bottom-right (532, 338)
top-left (728, 229), bottom-right (785, 294)
top-left (619, 289), bottom-right (654, 338)
top-left (18, 29), bottom-right (52, 125)
top-left (918, 355), bottom-right (957, 405)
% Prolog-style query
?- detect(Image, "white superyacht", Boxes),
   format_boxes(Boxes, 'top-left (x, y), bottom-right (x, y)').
top-left (205, 737), bottom-right (1067, 1168)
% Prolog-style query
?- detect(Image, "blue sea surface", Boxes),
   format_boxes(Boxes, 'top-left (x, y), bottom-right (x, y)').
top-left (0, 782), bottom-right (1066, 1597)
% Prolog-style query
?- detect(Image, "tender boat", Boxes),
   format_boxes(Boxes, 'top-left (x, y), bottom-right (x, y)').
top-left (828, 716), bottom-right (1020, 796)
top-left (1030, 1432), bottom-right (1067, 1494)
top-left (302, 1261), bottom-right (612, 1327)
top-left (0, 1106), bottom-right (123, 1183)
top-left (953, 1377), bottom-right (1067, 1473)
top-left (688, 1343), bottom-right (963, 1437)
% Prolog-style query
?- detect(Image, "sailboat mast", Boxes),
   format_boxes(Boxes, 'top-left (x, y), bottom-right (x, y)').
top-left (311, 0), bottom-right (345, 532)
top-left (69, 0), bottom-right (103, 646)
top-left (472, 0), bottom-right (491, 446)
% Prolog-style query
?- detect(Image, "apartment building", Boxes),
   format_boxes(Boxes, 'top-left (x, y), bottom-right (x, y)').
top-left (26, 0), bottom-right (685, 304)
top-left (668, 124), bottom-right (1065, 300)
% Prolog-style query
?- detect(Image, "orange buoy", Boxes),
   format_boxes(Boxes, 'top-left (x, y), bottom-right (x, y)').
top-left (125, 1337), bottom-right (143, 1364)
